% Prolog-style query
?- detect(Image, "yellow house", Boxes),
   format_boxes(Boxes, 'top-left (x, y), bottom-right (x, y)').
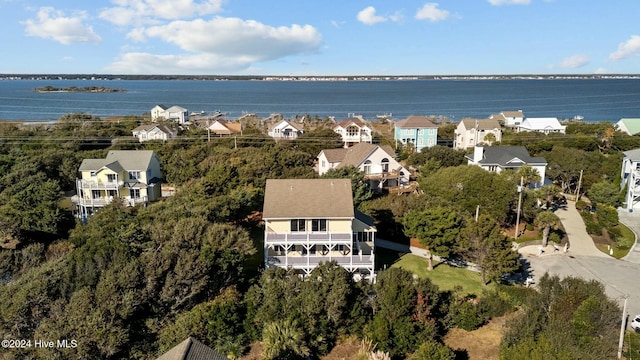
top-left (72, 150), bottom-right (162, 220)
top-left (262, 178), bottom-right (376, 280)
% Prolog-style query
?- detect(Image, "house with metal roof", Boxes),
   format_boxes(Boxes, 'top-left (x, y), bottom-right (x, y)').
top-left (621, 148), bottom-right (640, 211)
top-left (132, 123), bottom-right (177, 142)
top-left (262, 179), bottom-right (376, 279)
top-left (332, 118), bottom-right (373, 147)
top-left (615, 118), bottom-right (640, 136)
top-left (454, 118), bottom-right (502, 149)
top-left (517, 117), bottom-right (566, 134)
top-left (317, 143), bottom-right (410, 188)
top-left (394, 115), bottom-right (438, 151)
top-left (71, 150), bottom-right (162, 220)
top-left (467, 145), bottom-right (547, 188)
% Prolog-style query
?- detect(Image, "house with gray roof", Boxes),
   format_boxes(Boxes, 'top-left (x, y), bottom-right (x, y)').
top-left (467, 145), bottom-right (547, 188)
top-left (150, 104), bottom-right (189, 125)
top-left (262, 178), bottom-right (376, 280)
top-left (71, 150), bottom-right (162, 220)
top-left (616, 118), bottom-right (640, 136)
top-left (132, 123), bottom-right (176, 142)
top-left (317, 143), bottom-right (410, 189)
top-left (156, 337), bottom-right (226, 360)
top-left (454, 118), bottom-right (502, 149)
top-left (267, 119), bottom-right (305, 139)
top-left (621, 148), bottom-right (640, 211)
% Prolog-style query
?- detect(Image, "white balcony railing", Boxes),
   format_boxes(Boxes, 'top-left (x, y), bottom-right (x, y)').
top-left (77, 179), bottom-right (120, 190)
top-left (71, 195), bottom-right (148, 207)
top-left (265, 232), bottom-right (352, 243)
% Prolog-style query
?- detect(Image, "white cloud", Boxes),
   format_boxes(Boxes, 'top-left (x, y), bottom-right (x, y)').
top-left (609, 35), bottom-right (640, 61)
top-left (594, 67), bottom-right (608, 74)
top-left (108, 17), bottom-right (323, 74)
top-left (488, 0), bottom-right (531, 5)
top-left (99, 0), bottom-right (224, 26)
top-left (415, 3), bottom-right (450, 22)
top-left (22, 7), bottom-right (101, 45)
top-left (357, 6), bottom-right (386, 25)
top-left (558, 54), bottom-right (589, 68)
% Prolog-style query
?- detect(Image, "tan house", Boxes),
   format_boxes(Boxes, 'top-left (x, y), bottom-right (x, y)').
top-left (262, 179), bottom-right (376, 280)
top-left (333, 118), bottom-right (373, 147)
top-left (132, 124), bottom-right (176, 142)
top-left (454, 118), bottom-right (502, 149)
top-left (72, 150), bottom-right (162, 220)
top-left (208, 119), bottom-right (242, 135)
top-left (491, 110), bottom-right (525, 127)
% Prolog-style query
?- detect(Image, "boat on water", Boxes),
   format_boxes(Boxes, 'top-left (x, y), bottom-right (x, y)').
top-left (376, 112), bottom-right (392, 119)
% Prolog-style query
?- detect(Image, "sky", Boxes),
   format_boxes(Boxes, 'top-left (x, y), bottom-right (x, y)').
top-left (2, 0), bottom-right (640, 75)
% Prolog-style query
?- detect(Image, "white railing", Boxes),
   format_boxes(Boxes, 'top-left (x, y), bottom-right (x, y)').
top-left (77, 179), bottom-right (120, 189)
top-left (265, 232), bottom-right (352, 243)
top-left (71, 195), bottom-right (148, 207)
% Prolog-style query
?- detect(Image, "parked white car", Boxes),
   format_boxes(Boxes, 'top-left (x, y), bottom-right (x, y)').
top-left (632, 314), bottom-right (640, 332)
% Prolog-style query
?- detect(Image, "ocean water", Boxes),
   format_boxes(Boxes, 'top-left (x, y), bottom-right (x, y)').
top-left (1, 78), bottom-right (639, 122)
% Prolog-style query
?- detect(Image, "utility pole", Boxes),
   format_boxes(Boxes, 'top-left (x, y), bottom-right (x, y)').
top-left (618, 296), bottom-right (628, 359)
top-left (575, 169), bottom-right (583, 201)
top-left (515, 176), bottom-right (523, 240)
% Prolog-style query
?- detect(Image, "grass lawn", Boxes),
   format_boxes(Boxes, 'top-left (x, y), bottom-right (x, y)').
top-left (595, 223), bottom-right (635, 259)
top-left (392, 254), bottom-right (493, 296)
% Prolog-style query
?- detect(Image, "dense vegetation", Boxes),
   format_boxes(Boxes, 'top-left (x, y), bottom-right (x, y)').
top-left (0, 115), bottom-right (636, 359)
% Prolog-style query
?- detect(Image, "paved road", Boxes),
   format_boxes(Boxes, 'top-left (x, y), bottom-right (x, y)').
top-left (519, 202), bottom-right (640, 328)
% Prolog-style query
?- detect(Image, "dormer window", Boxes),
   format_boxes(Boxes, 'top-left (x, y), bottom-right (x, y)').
top-left (129, 171), bottom-right (141, 180)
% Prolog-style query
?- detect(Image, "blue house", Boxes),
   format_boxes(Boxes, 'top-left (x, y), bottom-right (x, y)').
top-left (394, 115), bottom-right (438, 151)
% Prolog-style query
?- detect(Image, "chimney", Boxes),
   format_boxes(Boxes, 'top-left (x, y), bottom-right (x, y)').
top-left (473, 145), bottom-right (484, 163)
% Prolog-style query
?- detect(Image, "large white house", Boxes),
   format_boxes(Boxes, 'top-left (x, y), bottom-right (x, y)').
top-left (262, 178), bottom-right (376, 279)
top-left (491, 110), bottom-right (525, 127)
top-left (267, 119), bottom-right (305, 139)
top-left (621, 148), bottom-right (640, 211)
top-left (454, 118), bottom-right (502, 149)
top-left (71, 150), bottom-right (162, 220)
top-left (132, 124), bottom-right (176, 142)
top-left (467, 145), bottom-right (547, 188)
top-left (150, 104), bottom-right (188, 125)
top-left (317, 143), bottom-right (410, 188)
top-left (332, 118), bottom-right (373, 147)
top-left (517, 117), bottom-right (566, 134)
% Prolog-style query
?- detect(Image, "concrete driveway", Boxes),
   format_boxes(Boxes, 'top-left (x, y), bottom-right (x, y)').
top-left (519, 202), bottom-right (640, 328)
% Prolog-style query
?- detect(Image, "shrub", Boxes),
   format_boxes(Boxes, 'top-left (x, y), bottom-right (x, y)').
top-left (525, 223), bottom-right (534, 231)
top-left (478, 290), bottom-right (513, 319)
top-left (496, 285), bottom-right (537, 307)
top-left (575, 200), bottom-right (588, 211)
top-left (446, 301), bottom-right (484, 331)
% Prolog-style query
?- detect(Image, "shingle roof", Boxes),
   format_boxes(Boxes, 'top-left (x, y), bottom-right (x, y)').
top-left (395, 115), bottom-right (438, 129)
top-left (209, 119), bottom-right (242, 134)
top-left (501, 111), bottom-right (524, 118)
top-left (476, 146), bottom-right (547, 166)
top-left (263, 179), bottom-right (354, 219)
top-left (320, 148), bottom-right (348, 163)
top-left (79, 150), bottom-right (158, 171)
top-left (268, 119), bottom-right (304, 131)
top-left (617, 118), bottom-right (640, 135)
top-left (460, 118), bottom-right (501, 130)
top-left (623, 149), bottom-right (640, 162)
top-left (133, 124), bottom-right (174, 133)
top-left (334, 118), bottom-right (367, 129)
top-left (156, 337), bottom-right (226, 360)
top-left (335, 143), bottom-right (395, 168)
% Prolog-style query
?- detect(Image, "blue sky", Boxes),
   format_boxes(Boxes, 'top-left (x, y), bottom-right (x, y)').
top-left (2, 0), bottom-right (640, 75)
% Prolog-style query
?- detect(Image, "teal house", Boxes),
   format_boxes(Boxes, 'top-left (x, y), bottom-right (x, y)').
top-left (394, 115), bottom-right (439, 151)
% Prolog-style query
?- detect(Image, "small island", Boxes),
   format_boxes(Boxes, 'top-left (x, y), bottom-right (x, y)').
top-left (35, 85), bottom-right (126, 93)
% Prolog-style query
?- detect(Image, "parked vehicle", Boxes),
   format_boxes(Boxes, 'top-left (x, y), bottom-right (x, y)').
top-left (632, 314), bottom-right (640, 332)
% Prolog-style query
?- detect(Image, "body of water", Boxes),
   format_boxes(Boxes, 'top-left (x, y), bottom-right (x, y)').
top-left (1, 78), bottom-right (640, 122)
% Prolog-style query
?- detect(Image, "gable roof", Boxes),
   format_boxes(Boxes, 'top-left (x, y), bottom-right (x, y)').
top-left (79, 150), bottom-right (158, 172)
top-left (501, 110), bottom-right (524, 118)
top-left (519, 117), bottom-right (565, 130)
top-left (334, 118), bottom-right (369, 129)
top-left (320, 148), bottom-right (348, 163)
top-left (263, 179), bottom-right (354, 219)
top-left (474, 146), bottom-right (547, 166)
top-left (459, 118), bottom-right (501, 130)
top-left (268, 119), bottom-right (305, 131)
top-left (623, 149), bottom-right (640, 162)
top-left (335, 143), bottom-right (395, 168)
top-left (152, 104), bottom-right (167, 110)
top-left (395, 115), bottom-right (437, 129)
top-left (133, 124), bottom-right (174, 134)
top-left (209, 119), bottom-right (242, 134)
top-left (165, 105), bottom-right (187, 113)
top-left (617, 118), bottom-right (640, 135)
top-left (156, 337), bottom-right (226, 360)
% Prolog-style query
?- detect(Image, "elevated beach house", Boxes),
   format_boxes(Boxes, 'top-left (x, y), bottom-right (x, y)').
top-left (332, 117), bottom-right (373, 147)
top-left (262, 179), bottom-right (376, 280)
top-left (317, 143), bottom-right (410, 189)
top-left (267, 119), bottom-right (305, 140)
top-left (454, 118), bottom-right (502, 149)
top-left (72, 150), bottom-right (162, 220)
top-left (150, 104), bottom-right (189, 125)
top-left (132, 123), bottom-right (176, 142)
top-left (621, 148), bottom-right (640, 211)
top-left (467, 145), bottom-right (547, 188)
top-left (394, 115), bottom-right (438, 152)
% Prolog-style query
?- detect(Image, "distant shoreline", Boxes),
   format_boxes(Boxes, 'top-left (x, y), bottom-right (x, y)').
top-left (34, 85), bottom-right (126, 93)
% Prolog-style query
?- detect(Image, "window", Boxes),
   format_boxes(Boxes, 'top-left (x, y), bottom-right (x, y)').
top-left (347, 126), bottom-right (358, 137)
top-left (130, 189), bottom-right (140, 199)
top-left (128, 171), bottom-right (141, 180)
top-left (107, 174), bottom-right (116, 183)
top-left (363, 160), bottom-right (372, 174)
top-left (404, 129), bottom-right (412, 135)
top-left (92, 190), bottom-right (101, 199)
top-left (418, 129), bottom-right (424, 135)
top-left (107, 190), bottom-right (117, 197)
top-left (90, 171), bottom-right (97, 177)
top-left (312, 219), bottom-right (327, 232)
top-left (321, 160), bottom-right (326, 167)
top-left (381, 158), bottom-right (389, 173)
top-left (290, 219), bottom-right (305, 232)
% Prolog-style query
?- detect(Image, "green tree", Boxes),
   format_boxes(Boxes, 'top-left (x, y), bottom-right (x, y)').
top-left (262, 319), bottom-right (310, 360)
top-left (587, 180), bottom-right (620, 208)
top-left (403, 206), bottom-right (463, 270)
top-left (321, 165), bottom-right (373, 206)
top-left (534, 211), bottom-right (560, 247)
top-left (515, 165), bottom-right (541, 189)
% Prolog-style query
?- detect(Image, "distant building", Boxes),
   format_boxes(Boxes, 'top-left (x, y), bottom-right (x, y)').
top-left (208, 119), bottom-right (242, 135)
top-left (150, 104), bottom-right (188, 125)
top-left (332, 118), bottom-right (373, 147)
top-left (72, 150), bottom-right (162, 220)
top-left (621, 148), bottom-right (640, 211)
top-left (262, 179), bottom-right (376, 280)
top-left (467, 145), bottom-right (547, 188)
top-left (156, 337), bottom-right (226, 360)
top-left (491, 110), bottom-right (525, 127)
top-left (517, 117), bottom-right (566, 134)
top-left (616, 118), bottom-right (640, 136)
top-left (454, 118), bottom-right (502, 149)
top-left (267, 119), bottom-right (305, 139)
top-left (394, 115), bottom-right (438, 151)
top-left (132, 124), bottom-right (176, 142)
